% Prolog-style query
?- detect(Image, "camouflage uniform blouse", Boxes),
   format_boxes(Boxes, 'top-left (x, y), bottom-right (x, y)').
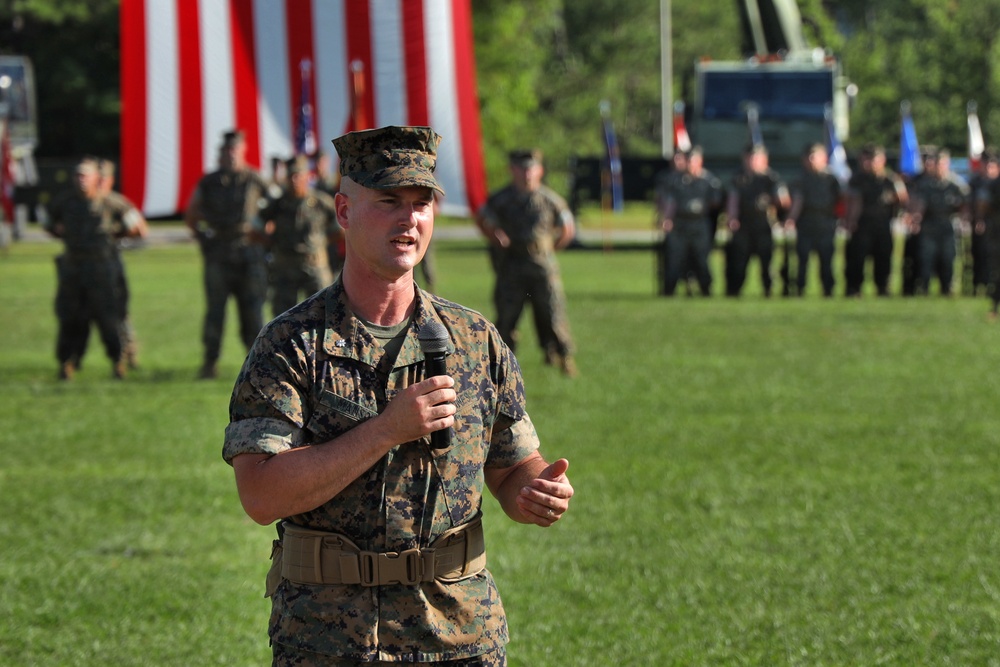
top-left (258, 188), bottom-right (339, 269)
top-left (46, 190), bottom-right (143, 257)
top-left (224, 279), bottom-right (539, 662)
top-left (192, 167), bottom-right (268, 244)
top-left (479, 184), bottom-right (571, 263)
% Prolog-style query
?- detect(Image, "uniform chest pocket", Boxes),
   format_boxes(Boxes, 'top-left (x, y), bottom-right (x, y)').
top-left (304, 389), bottom-right (378, 442)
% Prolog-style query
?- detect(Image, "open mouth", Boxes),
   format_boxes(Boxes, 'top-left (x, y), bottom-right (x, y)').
top-left (392, 237), bottom-right (417, 249)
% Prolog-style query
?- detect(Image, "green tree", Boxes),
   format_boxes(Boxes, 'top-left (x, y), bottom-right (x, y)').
top-left (0, 1), bottom-right (120, 158)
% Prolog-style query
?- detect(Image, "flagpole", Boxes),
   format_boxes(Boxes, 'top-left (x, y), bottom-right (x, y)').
top-left (600, 100), bottom-right (612, 253)
top-left (660, 0), bottom-right (673, 159)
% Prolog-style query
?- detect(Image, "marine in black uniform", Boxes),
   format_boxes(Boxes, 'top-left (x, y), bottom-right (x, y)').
top-left (724, 144), bottom-right (790, 297)
top-left (843, 144), bottom-right (908, 297)
top-left (655, 147), bottom-right (723, 296)
top-left (784, 143), bottom-right (842, 297)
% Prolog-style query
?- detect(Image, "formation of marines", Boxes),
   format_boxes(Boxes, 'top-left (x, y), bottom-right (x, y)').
top-left (654, 141), bottom-right (994, 304)
top-left (45, 127), bottom-right (1000, 383)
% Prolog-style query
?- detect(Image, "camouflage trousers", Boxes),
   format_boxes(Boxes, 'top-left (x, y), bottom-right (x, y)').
top-left (54, 254), bottom-right (124, 364)
top-left (271, 644), bottom-right (506, 667)
top-left (269, 256), bottom-right (333, 318)
top-left (201, 244), bottom-right (267, 363)
top-left (492, 256), bottom-right (573, 358)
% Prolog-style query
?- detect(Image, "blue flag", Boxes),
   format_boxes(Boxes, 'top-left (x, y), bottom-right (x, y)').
top-left (899, 103), bottom-right (920, 177)
top-left (601, 110), bottom-right (624, 213)
top-left (825, 105), bottom-right (851, 186)
top-left (295, 59), bottom-right (317, 155)
top-left (746, 102), bottom-right (763, 148)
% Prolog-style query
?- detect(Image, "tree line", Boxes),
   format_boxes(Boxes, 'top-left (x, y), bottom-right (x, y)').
top-left (3, 0), bottom-right (1000, 191)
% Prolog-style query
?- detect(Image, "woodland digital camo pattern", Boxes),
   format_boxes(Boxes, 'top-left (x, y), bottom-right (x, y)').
top-left (47, 187), bottom-right (144, 364)
top-left (224, 279), bottom-right (539, 662)
top-left (479, 184), bottom-right (569, 262)
top-left (259, 189), bottom-right (338, 315)
top-left (478, 185), bottom-right (575, 357)
top-left (47, 188), bottom-right (141, 257)
top-left (193, 167), bottom-right (270, 246)
top-left (333, 126), bottom-right (445, 194)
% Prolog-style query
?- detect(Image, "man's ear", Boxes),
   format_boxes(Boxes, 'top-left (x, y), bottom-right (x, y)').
top-left (335, 191), bottom-right (351, 230)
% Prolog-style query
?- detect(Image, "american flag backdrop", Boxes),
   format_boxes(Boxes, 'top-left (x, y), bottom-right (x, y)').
top-left (120, 0), bottom-right (487, 218)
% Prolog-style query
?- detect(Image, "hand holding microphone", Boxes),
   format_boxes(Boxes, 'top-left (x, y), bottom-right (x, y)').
top-left (418, 322), bottom-right (453, 450)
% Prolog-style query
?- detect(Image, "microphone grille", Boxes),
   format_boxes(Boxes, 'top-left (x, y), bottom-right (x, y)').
top-left (417, 321), bottom-right (449, 353)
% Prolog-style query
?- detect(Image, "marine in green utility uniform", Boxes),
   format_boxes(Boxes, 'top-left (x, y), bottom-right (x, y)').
top-left (656, 146), bottom-right (723, 297)
top-left (45, 157), bottom-right (147, 380)
top-left (184, 129), bottom-right (270, 379)
top-left (224, 125), bottom-right (574, 666)
top-left (907, 148), bottom-right (969, 296)
top-left (254, 155), bottom-right (342, 318)
top-left (476, 149), bottom-right (577, 376)
top-left (784, 143), bottom-right (843, 297)
top-left (724, 144), bottom-right (790, 297)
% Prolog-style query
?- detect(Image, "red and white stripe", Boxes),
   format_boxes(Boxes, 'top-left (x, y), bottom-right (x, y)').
top-left (121, 0), bottom-right (486, 218)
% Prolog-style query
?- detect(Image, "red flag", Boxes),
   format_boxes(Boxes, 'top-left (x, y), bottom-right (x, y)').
top-left (0, 117), bottom-right (15, 225)
top-left (673, 101), bottom-right (692, 153)
top-left (120, 0), bottom-right (486, 218)
top-left (349, 60), bottom-right (370, 132)
top-left (968, 101), bottom-right (985, 173)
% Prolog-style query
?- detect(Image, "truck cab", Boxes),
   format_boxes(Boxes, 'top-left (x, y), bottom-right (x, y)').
top-left (688, 0), bottom-right (852, 180)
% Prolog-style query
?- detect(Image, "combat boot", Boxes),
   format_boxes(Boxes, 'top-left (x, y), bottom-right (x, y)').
top-left (559, 355), bottom-right (579, 378)
top-left (58, 361), bottom-right (76, 381)
top-left (198, 361), bottom-right (219, 380)
top-left (125, 342), bottom-right (140, 370)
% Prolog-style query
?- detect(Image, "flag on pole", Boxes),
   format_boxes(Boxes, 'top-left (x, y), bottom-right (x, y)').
top-left (600, 101), bottom-right (624, 214)
top-left (899, 101), bottom-right (921, 178)
top-left (120, 0), bottom-right (487, 218)
top-left (968, 100), bottom-right (985, 173)
top-left (673, 101), bottom-right (692, 153)
top-left (294, 59), bottom-right (317, 156)
top-left (745, 102), bottom-right (763, 148)
top-left (0, 115), bottom-right (15, 225)
top-left (825, 104), bottom-right (851, 186)
top-left (349, 60), bottom-right (370, 132)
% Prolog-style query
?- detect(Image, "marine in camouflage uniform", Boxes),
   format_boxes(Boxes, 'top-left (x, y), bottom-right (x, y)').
top-left (255, 155), bottom-right (342, 318)
top-left (184, 130), bottom-right (270, 379)
top-left (784, 143), bottom-right (843, 297)
top-left (476, 150), bottom-right (577, 376)
top-left (225, 126), bottom-right (574, 666)
top-left (656, 146), bottom-right (723, 297)
top-left (313, 148), bottom-right (347, 279)
top-left (724, 145), bottom-right (790, 297)
top-left (907, 148), bottom-right (969, 296)
top-left (843, 144), bottom-right (908, 297)
top-left (45, 157), bottom-right (147, 379)
top-left (63, 158), bottom-right (149, 371)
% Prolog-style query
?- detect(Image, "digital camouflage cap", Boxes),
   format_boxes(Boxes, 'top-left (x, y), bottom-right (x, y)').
top-left (332, 126), bottom-right (444, 195)
top-left (508, 149), bottom-right (543, 168)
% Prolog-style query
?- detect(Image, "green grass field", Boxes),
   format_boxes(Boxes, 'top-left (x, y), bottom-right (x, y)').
top-left (2, 225), bottom-right (999, 666)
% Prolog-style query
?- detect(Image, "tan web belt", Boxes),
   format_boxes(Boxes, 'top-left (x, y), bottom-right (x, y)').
top-left (278, 514), bottom-right (486, 587)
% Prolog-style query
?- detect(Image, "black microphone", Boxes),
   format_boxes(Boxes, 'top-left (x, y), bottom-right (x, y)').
top-left (417, 321), bottom-right (452, 450)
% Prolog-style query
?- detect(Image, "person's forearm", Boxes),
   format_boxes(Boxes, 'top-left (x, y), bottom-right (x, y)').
top-left (487, 451), bottom-right (547, 524)
top-left (233, 416), bottom-right (399, 525)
